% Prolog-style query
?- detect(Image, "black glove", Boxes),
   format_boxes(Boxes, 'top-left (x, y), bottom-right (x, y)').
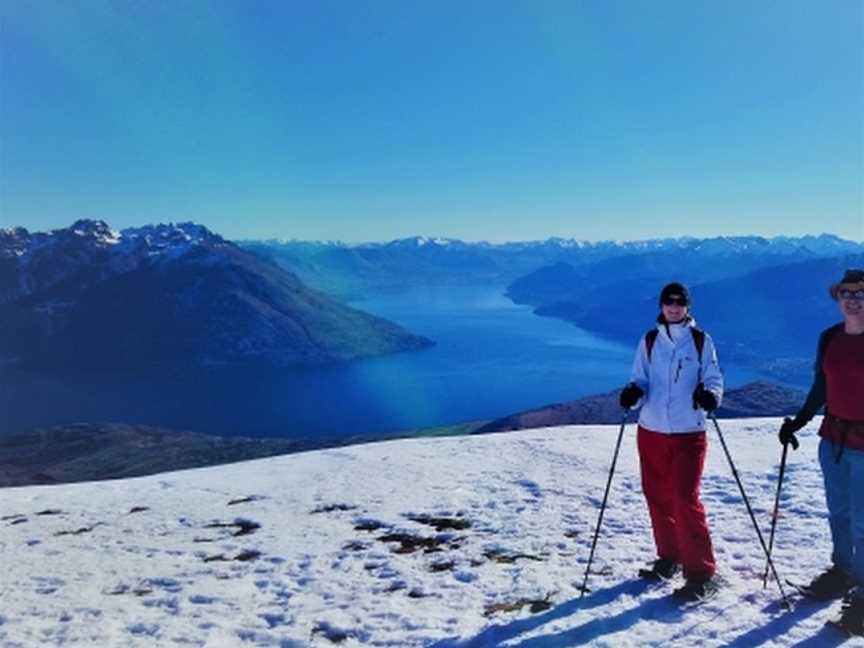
top-left (778, 416), bottom-right (802, 450)
top-left (619, 383), bottom-right (644, 409)
top-left (692, 384), bottom-right (718, 412)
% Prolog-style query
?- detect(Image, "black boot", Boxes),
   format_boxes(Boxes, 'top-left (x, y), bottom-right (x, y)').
top-left (829, 596), bottom-right (864, 636)
top-left (672, 576), bottom-right (718, 602)
top-left (802, 566), bottom-right (854, 601)
top-left (639, 557), bottom-right (679, 581)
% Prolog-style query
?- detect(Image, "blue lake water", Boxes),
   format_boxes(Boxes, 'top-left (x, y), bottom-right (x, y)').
top-left (0, 286), bottom-right (762, 440)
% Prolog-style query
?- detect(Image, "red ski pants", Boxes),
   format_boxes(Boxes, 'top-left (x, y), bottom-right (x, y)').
top-left (637, 426), bottom-right (716, 580)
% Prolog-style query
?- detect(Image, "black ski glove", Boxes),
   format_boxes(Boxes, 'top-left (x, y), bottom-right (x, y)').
top-left (692, 384), bottom-right (718, 412)
top-left (778, 417), bottom-right (802, 450)
top-left (619, 382), bottom-right (644, 409)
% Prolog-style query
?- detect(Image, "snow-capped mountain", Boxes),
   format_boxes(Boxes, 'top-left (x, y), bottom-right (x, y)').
top-left (241, 234), bottom-right (864, 298)
top-left (0, 221), bottom-right (433, 369)
top-left (0, 417), bottom-right (843, 646)
top-left (0, 220), bottom-right (231, 303)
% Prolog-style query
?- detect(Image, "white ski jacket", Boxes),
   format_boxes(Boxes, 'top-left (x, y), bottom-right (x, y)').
top-left (628, 319), bottom-right (724, 434)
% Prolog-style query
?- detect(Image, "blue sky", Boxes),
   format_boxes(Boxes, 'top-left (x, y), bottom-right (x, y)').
top-left (1, 1), bottom-right (862, 242)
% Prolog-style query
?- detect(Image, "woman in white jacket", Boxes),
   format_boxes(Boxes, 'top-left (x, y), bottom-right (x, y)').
top-left (619, 282), bottom-right (724, 601)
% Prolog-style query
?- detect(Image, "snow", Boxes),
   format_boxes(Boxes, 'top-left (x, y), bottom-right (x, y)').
top-left (0, 418), bottom-right (857, 647)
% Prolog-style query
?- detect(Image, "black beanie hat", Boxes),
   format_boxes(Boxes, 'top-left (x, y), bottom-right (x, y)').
top-left (659, 282), bottom-right (690, 306)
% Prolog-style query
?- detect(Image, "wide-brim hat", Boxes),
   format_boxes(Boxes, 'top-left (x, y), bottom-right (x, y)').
top-left (829, 268), bottom-right (864, 300)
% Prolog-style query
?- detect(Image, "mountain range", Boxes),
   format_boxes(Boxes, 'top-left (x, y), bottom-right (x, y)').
top-left (241, 232), bottom-right (863, 383)
top-left (520, 252), bottom-right (864, 382)
top-left (242, 234), bottom-right (863, 298)
top-left (0, 221), bottom-right (433, 370)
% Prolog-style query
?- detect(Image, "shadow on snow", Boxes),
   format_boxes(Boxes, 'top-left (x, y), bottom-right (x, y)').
top-left (430, 581), bottom-right (843, 647)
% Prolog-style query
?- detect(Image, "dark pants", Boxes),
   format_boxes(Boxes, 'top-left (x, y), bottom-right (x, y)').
top-left (638, 426), bottom-right (716, 580)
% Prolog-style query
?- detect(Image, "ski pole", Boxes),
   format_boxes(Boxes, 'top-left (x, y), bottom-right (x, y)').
top-left (579, 411), bottom-right (628, 599)
top-left (709, 415), bottom-right (791, 609)
top-left (762, 443), bottom-right (789, 589)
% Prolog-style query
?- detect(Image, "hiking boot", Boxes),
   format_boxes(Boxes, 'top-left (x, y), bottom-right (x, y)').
top-left (672, 576), bottom-right (718, 602)
top-left (831, 596), bottom-right (864, 637)
top-left (638, 557), bottom-right (679, 581)
top-left (805, 566), bottom-right (854, 601)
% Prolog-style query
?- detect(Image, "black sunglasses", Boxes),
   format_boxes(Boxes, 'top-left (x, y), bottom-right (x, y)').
top-left (662, 296), bottom-right (688, 306)
top-left (838, 289), bottom-right (864, 301)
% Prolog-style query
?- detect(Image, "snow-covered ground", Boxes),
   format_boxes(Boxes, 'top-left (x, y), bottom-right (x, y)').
top-left (0, 418), bottom-right (857, 647)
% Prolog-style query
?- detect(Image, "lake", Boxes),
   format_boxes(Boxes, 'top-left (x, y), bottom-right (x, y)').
top-left (0, 286), bottom-right (761, 440)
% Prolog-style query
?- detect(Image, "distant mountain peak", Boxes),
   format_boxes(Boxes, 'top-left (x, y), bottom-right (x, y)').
top-left (0, 226), bottom-right (34, 257)
top-left (0, 220), bottom-right (231, 266)
top-left (67, 219), bottom-right (122, 246)
top-left (121, 221), bottom-right (226, 247)
top-left (385, 236), bottom-right (462, 248)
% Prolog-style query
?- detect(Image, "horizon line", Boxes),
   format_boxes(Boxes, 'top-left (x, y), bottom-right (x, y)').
top-left (4, 219), bottom-right (863, 247)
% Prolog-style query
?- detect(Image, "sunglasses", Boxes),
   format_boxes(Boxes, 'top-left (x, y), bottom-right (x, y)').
top-left (662, 296), bottom-right (688, 306)
top-left (838, 289), bottom-right (864, 301)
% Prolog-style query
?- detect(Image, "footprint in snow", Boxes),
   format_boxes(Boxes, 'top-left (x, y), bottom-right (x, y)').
top-left (377, 532), bottom-right (462, 555)
top-left (127, 622), bottom-right (160, 637)
top-left (104, 577), bottom-right (183, 597)
top-left (54, 523), bottom-right (105, 537)
top-left (406, 513), bottom-right (471, 532)
top-left (202, 518), bottom-right (261, 537)
top-left (202, 549), bottom-right (262, 563)
top-left (484, 596), bottom-right (553, 617)
top-left (228, 495), bottom-right (266, 506)
top-left (259, 611), bottom-right (290, 629)
top-left (483, 548), bottom-right (544, 564)
top-left (342, 540), bottom-right (370, 552)
top-left (429, 560), bottom-right (455, 573)
top-left (311, 503), bottom-right (358, 514)
top-left (33, 576), bottom-right (65, 595)
top-left (143, 596), bottom-right (180, 615)
top-left (2, 513), bottom-right (26, 522)
top-left (515, 479), bottom-right (543, 499)
top-left (353, 518), bottom-right (390, 532)
top-left (312, 621), bottom-right (366, 644)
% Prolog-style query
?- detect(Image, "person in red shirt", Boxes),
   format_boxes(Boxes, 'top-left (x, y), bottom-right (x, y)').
top-left (779, 268), bottom-right (864, 636)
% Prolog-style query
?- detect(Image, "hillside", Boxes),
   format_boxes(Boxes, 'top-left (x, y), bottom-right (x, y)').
top-left (0, 221), bottom-right (433, 369)
top-left (475, 381), bottom-right (807, 433)
top-left (0, 423), bottom-right (310, 488)
top-left (514, 252), bottom-right (864, 384)
top-left (0, 418), bottom-right (842, 646)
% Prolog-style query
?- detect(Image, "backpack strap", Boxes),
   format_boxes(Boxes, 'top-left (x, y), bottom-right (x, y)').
top-left (645, 326), bottom-right (706, 365)
top-left (691, 328), bottom-right (705, 362)
top-left (645, 329), bottom-right (659, 361)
